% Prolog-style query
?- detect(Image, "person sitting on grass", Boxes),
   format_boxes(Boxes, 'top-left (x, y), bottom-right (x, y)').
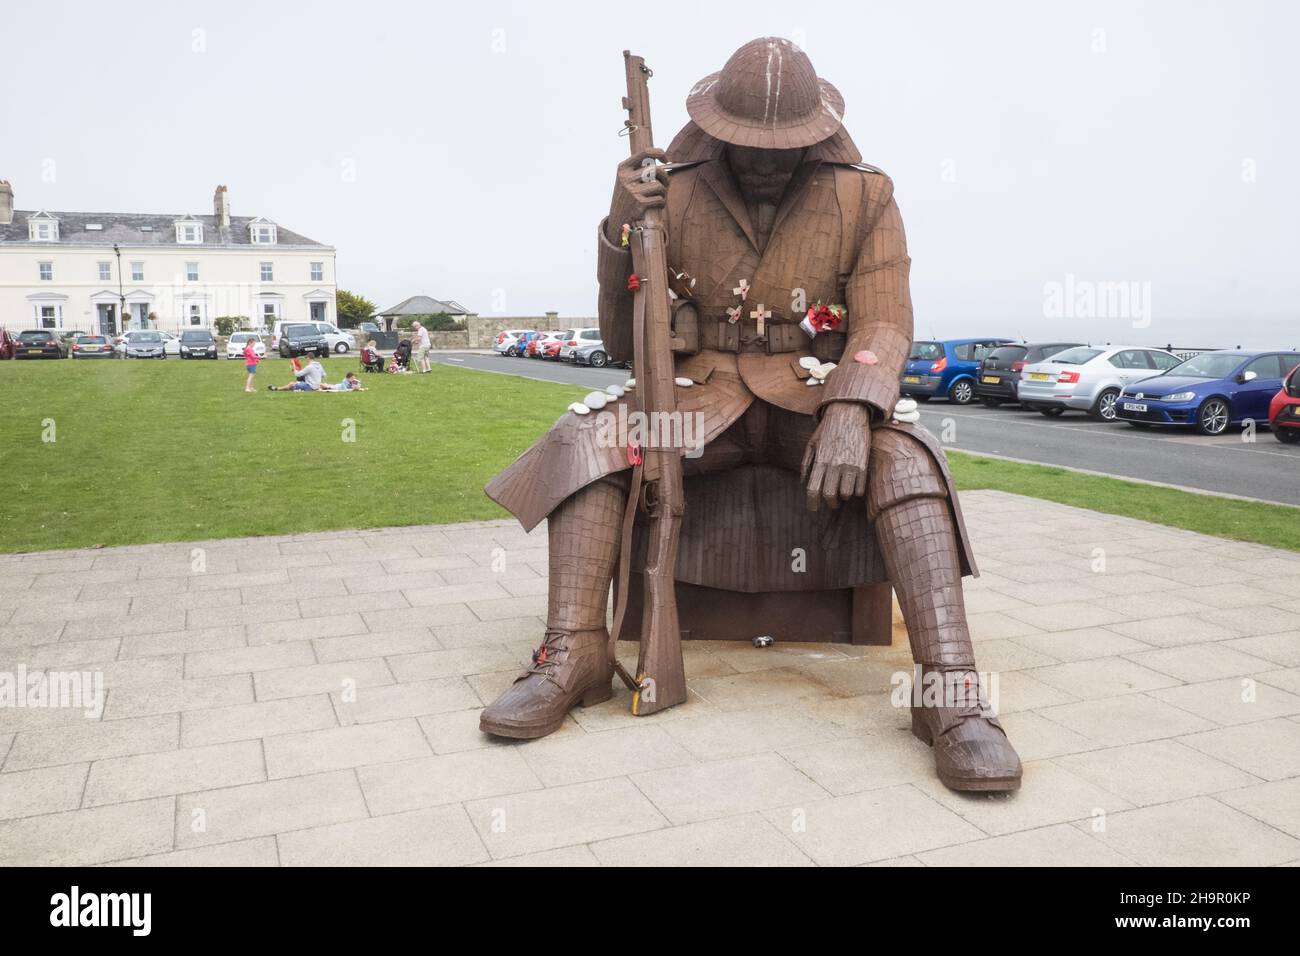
top-left (268, 357), bottom-right (325, 391)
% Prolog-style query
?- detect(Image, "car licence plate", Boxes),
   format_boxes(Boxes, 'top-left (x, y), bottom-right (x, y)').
top-left (902, 375), bottom-right (921, 384)
top-left (982, 375), bottom-right (1000, 384)
top-left (1027, 372), bottom-right (1051, 381)
top-left (1123, 402), bottom-right (1148, 413)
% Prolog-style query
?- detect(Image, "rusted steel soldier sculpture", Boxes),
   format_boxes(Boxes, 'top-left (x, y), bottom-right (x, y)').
top-left (482, 38), bottom-right (1022, 791)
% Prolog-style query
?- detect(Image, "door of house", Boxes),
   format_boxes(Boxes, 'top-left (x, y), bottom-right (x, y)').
top-left (133, 304), bottom-right (150, 329)
top-left (310, 301), bottom-right (326, 323)
top-left (97, 303), bottom-right (117, 336)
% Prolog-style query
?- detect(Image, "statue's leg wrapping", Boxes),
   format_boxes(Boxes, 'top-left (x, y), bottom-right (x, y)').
top-left (872, 496), bottom-right (975, 670)
top-left (868, 428), bottom-right (1021, 791)
top-left (480, 475), bottom-right (627, 739)
top-left (547, 474), bottom-right (627, 631)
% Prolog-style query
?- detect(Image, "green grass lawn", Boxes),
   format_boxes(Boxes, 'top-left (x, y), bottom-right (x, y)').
top-left (948, 451), bottom-right (1299, 553)
top-left (0, 357), bottom-right (586, 553)
top-left (1, 357), bottom-right (1295, 554)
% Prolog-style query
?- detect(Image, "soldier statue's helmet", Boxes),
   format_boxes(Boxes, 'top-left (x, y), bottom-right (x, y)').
top-left (685, 37), bottom-right (845, 150)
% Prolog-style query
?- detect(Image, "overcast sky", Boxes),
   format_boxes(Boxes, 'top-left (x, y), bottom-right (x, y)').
top-left (4, 0), bottom-right (1296, 347)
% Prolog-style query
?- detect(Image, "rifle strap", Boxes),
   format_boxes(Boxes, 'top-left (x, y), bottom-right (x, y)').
top-left (608, 461), bottom-right (642, 693)
top-left (608, 225), bottom-right (651, 694)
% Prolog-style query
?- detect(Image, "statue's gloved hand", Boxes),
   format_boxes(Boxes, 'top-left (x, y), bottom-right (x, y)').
top-left (607, 148), bottom-right (668, 243)
top-left (802, 402), bottom-right (871, 512)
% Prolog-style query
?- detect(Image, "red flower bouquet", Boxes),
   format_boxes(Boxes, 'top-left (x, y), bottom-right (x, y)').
top-left (799, 303), bottom-right (845, 338)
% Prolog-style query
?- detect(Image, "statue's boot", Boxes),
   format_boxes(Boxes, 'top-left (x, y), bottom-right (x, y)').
top-left (480, 476), bottom-right (625, 739)
top-left (870, 450), bottom-right (1022, 791)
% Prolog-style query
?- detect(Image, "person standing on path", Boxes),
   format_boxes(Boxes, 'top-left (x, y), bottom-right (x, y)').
top-left (242, 336), bottom-right (261, 392)
top-left (413, 321), bottom-right (432, 373)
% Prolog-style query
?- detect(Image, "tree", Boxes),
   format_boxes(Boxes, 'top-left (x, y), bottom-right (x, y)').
top-left (336, 290), bottom-right (378, 328)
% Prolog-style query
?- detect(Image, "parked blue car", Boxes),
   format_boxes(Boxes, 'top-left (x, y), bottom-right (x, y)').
top-left (900, 338), bottom-right (1015, 404)
top-left (1116, 349), bottom-right (1300, 435)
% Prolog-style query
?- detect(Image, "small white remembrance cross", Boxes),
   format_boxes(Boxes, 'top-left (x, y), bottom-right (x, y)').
top-left (732, 278), bottom-right (750, 301)
top-left (726, 306), bottom-right (742, 324)
top-left (751, 303), bottom-right (771, 336)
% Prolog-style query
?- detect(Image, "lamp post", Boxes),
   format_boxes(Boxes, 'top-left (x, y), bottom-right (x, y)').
top-left (113, 243), bottom-right (126, 332)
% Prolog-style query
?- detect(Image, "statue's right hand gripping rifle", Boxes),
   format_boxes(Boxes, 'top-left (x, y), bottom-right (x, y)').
top-left (608, 51), bottom-right (688, 717)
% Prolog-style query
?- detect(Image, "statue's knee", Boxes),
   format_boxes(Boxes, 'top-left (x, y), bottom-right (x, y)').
top-left (868, 430), bottom-right (947, 518)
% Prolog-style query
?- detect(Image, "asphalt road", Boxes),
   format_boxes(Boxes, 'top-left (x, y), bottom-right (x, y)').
top-left (435, 352), bottom-right (1300, 507)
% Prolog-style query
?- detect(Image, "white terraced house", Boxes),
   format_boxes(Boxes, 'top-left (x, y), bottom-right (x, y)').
top-left (0, 181), bottom-right (337, 336)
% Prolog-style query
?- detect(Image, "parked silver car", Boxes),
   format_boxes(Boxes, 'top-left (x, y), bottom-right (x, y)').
top-left (123, 330), bottom-right (167, 359)
top-left (1017, 345), bottom-right (1183, 420)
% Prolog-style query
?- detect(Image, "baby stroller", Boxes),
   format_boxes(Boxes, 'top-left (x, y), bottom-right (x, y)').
top-left (393, 339), bottom-right (412, 371)
top-left (360, 345), bottom-right (384, 373)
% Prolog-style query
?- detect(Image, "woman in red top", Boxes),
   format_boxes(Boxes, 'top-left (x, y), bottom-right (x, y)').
top-left (243, 337), bottom-right (261, 392)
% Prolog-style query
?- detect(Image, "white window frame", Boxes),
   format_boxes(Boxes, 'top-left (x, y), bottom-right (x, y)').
top-left (259, 261), bottom-right (274, 282)
top-left (251, 224), bottom-right (277, 245)
top-left (131, 261), bottom-right (144, 281)
top-left (185, 262), bottom-right (199, 282)
top-left (38, 305), bottom-right (60, 328)
top-left (310, 261), bottom-right (324, 281)
top-left (176, 222), bottom-right (204, 244)
top-left (98, 261), bottom-right (112, 281)
top-left (187, 303), bottom-right (204, 326)
top-left (38, 261), bottom-right (53, 281)
top-left (261, 302), bottom-right (280, 324)
top-left (29, 220), bottom-right (58, 241)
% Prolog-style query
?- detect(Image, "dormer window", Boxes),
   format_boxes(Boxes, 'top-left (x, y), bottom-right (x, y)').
top-left (175, 220), bottom-right (204, 244)
top-left (28, 214), bottom-right (59, 241)
top-left (249, 219), bottom-right (277, 245)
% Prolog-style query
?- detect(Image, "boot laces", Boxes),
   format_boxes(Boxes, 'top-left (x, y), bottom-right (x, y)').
top-left (526, 629), bottom-right (571, 684)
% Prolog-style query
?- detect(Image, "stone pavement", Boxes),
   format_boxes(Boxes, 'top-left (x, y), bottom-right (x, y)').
top-left (1, 490), bottom-right (1298, 867)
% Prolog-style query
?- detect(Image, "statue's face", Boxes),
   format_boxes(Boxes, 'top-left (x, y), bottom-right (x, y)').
top-left (725, 145), bottom-right (806, 203)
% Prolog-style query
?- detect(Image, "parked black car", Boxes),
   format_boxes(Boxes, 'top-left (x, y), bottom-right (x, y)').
top-left (974, 342), bottom-right (1086, 406)
top-left (278, 323), bottom-right (329, 358)
top-left (179, 329), bottom-right (219, 359)
top-left (14, 329), bottom-right (66, 359)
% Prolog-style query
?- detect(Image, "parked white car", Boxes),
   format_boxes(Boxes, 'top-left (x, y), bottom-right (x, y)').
top-left (226, 332), bottom-right (267, 359)
top-left (560, 327), bottom-right (603, 361)
top-left (158, 331), bottom-right (181, 356)
top-left (312, 322), bottom-right (356, 354)
top-left (1017, 345), bottom-right (1184, 420)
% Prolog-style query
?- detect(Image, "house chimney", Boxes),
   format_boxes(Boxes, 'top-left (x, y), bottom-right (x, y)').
top-left (213, 184), bottom-right (230, 229)
top-left (0, 181), bottom-right (13, 225)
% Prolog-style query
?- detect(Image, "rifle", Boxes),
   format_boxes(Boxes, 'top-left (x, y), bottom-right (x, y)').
top-left (611, 50), bottom-right (688, 716)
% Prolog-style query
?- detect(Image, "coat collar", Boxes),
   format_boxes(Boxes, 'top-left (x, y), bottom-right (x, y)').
top-left (698, 157), bottom-right (824, 255)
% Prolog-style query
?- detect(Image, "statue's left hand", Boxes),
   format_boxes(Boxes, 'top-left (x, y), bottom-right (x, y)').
top-left (802, 402), bottom-right (871, 511)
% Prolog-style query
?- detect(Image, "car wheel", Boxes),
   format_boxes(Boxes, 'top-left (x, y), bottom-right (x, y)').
top-left (980, 397), bottom-right (1002, 408)
top-left (589, 350), bottom-right (609, 368)
top-left (334, 343), bottom-right (349, 354)
top-left (1091, 388), bottom-right (1121, 421)
top-left (1195, 398), bottom-right (1230, 436)
top-left (1039, 406), bottom-right (1066, 417)
top-left (947, 379), bottom-right (975, 405)
top-left (1274, 425), bottom-right (1300, 444)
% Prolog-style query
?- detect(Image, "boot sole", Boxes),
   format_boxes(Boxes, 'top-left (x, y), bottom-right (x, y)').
top-left (912, 710), bottom-right (1023, 793)
top-left (479, 680), bottom-right (612, 740)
